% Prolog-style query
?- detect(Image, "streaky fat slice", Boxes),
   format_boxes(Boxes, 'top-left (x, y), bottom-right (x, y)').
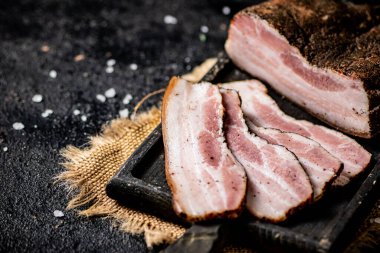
top-left (225, 0), bottom-right (380, 138)
top-left (221, 88), bottom-right (313, 222)
top-left (248, 124), bottom-right (342, 200)
top-left (162, 77), bottom-right (247, 222)
top-left (223, 80), bottom-right (372, 186)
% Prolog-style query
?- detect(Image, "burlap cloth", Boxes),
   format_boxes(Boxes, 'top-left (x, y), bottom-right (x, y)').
top-left (58, 59), bottom-right (379, 252)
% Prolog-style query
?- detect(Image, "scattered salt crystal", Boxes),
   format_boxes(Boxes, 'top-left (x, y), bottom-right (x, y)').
top-left (105, 88), bottom-right (116, 98)
top-left (373, 180), bottom-right (377, 185)
top-left (129, 63), bottom-right (138, 71)
top-left (164, 15), bottom-right (178, 25)
top-left (81, 115), bottom-right (87, 122)
top-left (105, 66), bottom-right (114, 73)
top-left (13, 122), bottom-right (25, 130)
top-left (119, 108), bottom-right (130, 118)
top-left (41, 45), bottom-right (50, 52)
top-left (73, 109), bottom-right (81, 116)
top-left (41, 109), bottom-right (53, 118)
top-left (34, 125), bottom-right (38, 128)
top-left (96, 94), bottom-right (106, 103)
top-left (3, 147), bottom-right (8, 152)
top-left (32, 94), bottom-right (43, 103)
top-left (122, 94), bottom-right (133, 105)
top-left (53, 210), bottom-right (64, 218)
top-left (106, 59), bottom-right (116, 66)
top-left (186, 65), bottom-right (192, 71)
top-left (222, 6), bottom-right (231, 15)
top-left (49, 70), bottom-right (57, 79)
top-left (74, 54), bottom-right (85, 62)
top-left (199, 33), bottom-right (207, 42)
top-left (184, 57), bottom-right (191, 63)
top-left (83, 72), bottom-right (89, 78)
top-left (200, 25), bottom-right (209, 33)
top-left (375, 218), bottom-right (380, 224)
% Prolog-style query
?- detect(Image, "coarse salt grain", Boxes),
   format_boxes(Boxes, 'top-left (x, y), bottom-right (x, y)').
top-left (200, 25), bottom-right (209, 33)
top-left (105, 66), bottom-right (114, 73)
top-left (375, 218), bottom-right (380, 224)
top-left (164, 15), bottom-right (178, 25)
top-left (199, 33), bottom-right (207, 42)
top-left (222, 6), bottom-right (231, 15)
top-left (49, 70), bottom-right (57, 79)
top-left (3, 147), bottom-right (8, 152)
top-left (129, 63), bottom-right (138, 71)
top-left (13, 122), bottom-right (25, 130)
top-left (73, 109), bottom-right (81, 115)
top-left (184, 57), bottom-right (191, 63)
top-left (119, 109), bottom-right (130, 118)
top-left (41, 109), bottom-right (53, 118)
top-left (81, 115), bottom-right (87, 122)
top-left (122, 94), bottom-right (133, 105)
top-left (53, 210), bottom-right (64, 218)
top-left (104, 88), bottom-right (116, 98)
top-left (34, 125), bottom-right (38, 128)
top-left (106, 59), bottom-right (116, 66)
top-left (32, 94), bottom-right (43, 103)
top-left (96, 94), bottom-right (106, 103)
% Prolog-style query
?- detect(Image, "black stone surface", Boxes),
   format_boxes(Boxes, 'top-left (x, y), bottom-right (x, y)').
top-left (0, 0), bottom-right (235, 252)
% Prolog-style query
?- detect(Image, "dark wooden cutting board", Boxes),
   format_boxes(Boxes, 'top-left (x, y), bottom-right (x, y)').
top-left (106, 53), bottom-right (380, 253)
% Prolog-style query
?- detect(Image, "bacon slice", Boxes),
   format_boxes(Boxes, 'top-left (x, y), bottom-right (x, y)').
top-left (221, 88), bottom-right (313, 222)
top-left (223, 80), bottom-right (372, 186)
top-left (162, 77), bottom-right (247, 222)
top-left (225, 0), bottom-right (380, 138)
top-left (248, 124), bottom-right (342, 200)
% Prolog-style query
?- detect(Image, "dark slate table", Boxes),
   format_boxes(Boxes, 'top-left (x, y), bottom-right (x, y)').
top-left (0, 0), bottom-right (238, 252)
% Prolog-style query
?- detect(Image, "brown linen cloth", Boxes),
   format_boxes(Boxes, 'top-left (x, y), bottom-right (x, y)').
top-left (58, 59), bottom-right (379, 252)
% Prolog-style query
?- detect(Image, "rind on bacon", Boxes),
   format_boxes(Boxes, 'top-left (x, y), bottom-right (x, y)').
top-left (221, 88), bottom-right (313, 222)
top-left (162, 77), bottom-right (247, 222)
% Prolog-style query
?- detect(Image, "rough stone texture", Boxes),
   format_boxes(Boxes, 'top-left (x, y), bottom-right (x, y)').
top-left (0, 0), bottom-right (231, 252)
top-left (243, 0), bottom-right (380, 91)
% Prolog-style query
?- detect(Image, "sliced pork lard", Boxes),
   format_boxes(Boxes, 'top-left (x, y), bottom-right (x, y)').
top-left (248, 124), bottom-right (342, 200)
top-left (225, 0), bottom-right (380, 138)
top-left (224, 80), bottom-right (372, 186)
top-left (221, 88), bottom-right (313, 222)
top-left (162, 77), bottom-right (247, 222)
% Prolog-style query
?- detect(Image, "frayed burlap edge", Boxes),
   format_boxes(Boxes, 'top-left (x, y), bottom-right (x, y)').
top-left (57, 108), bottom-right (186, 247)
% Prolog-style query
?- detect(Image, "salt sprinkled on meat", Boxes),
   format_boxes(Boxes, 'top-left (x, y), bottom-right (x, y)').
top-left (199, 34), bottom-right (207, 42)
top-left (105, 66), bottom-right (114, 73)
top-left (129, 63), bottom-right (138, 71)
top-left (222, 6), bottom-right (231, 15)
top-left (200, 25), bottom-right (209, 33)
top-left (184, 57), bottom-right (191, 63)
top-left (81, 115), bottom-right (87, 122)
top-left (374, 218), bottom-right (380, 224)
top-left (3, 147), bottom-right (8, 152)
top-left (164, 15), bottom-right (178, 25)
top-left (122, 94), bottom-right (133, 105)
top-left (32, 94), bottom-right (43, 103)
top-left (41, 109), bottom-right (53, 118)
top-left (73, 109), bottom-right (80, 116)
top-left (96, 94), bottom-right (106, 103)
top-left (106, 59), bottom-right (116, 66)
top-left (49, 70), bottom-right (57, 79)
top-left (119, 108), bottom-right (129, 118)
top-left (105, 88), bottom-right (116, 98)
top-left (33, 125), bottom-right (38, 128)
top-left (53, 210), bottom-right (64, 218)
top-left (12, 122), bottom-right (25, 130)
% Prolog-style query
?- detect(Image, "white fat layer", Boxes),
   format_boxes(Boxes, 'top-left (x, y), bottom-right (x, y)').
top-left (224, 80), bottom-right (371, 186)
top-left (225, 16), bottom-right (370, 135)
top-left (163, 78), bottom-right (245, 217)
top-left (250, 124), bottom-right (339, 199)
top-left (222, 91), bottom-right (311, 220)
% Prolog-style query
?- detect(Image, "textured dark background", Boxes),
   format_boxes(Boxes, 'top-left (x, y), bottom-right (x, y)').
top-left (0, 0), bottom-right (379, 253)
top-left (0, 0), bottom-right (236, 252)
